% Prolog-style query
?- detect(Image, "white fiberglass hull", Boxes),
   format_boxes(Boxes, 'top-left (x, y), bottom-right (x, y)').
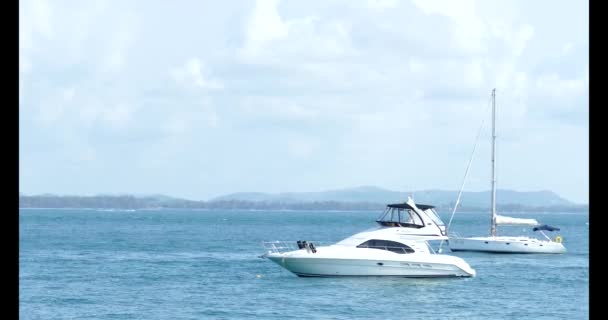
top-left (266, 246), bottom-right (475, 278)
top-left (448, 236), bottom-right (566, 254)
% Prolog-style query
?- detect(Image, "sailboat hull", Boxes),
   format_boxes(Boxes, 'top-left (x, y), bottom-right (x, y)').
top-left (448, 236), bottom-right (566, 254)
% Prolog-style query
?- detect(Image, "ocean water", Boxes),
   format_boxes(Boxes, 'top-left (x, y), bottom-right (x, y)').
top-left (20, 209), bottom-right (589, 319)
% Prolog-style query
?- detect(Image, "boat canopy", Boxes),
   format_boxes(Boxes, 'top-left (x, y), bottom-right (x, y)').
top-left (533, 224), bottom-right (560, 232)
top-left (495, 214), bottom-right (539, 226)
top-left (387, 203), bottom-right (435, 210)
top-left (377, 201), bottom-right (435, 228)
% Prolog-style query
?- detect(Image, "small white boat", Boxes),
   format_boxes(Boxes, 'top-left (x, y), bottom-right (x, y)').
top-left (448, 89), bottom-right (566, 254)
top-left (262, 197), bottom-right (476, 278)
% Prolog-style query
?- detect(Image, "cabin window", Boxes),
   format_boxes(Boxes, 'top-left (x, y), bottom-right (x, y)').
top-left (357, 239), bottom-right (415, 254)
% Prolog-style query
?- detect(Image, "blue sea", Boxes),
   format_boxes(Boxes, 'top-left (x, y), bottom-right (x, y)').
top-left (20, 209), bottom-right (589, 319)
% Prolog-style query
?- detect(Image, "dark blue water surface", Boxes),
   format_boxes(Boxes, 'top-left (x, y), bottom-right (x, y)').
top-left (20, 209), bottom-right (588, 319)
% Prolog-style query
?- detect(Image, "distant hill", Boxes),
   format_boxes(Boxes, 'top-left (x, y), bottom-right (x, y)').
top-left (211, 186), bottom-right (405, 204)
top-left (18, 187), bottom-right (587, 212)
top-left (211, 186), bottom-right (574, 207)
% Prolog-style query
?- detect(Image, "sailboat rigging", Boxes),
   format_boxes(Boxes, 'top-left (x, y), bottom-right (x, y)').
top-left (447, 89), bottom-right (566, 254)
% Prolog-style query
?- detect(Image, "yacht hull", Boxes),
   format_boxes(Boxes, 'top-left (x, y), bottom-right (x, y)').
top-left (448, 236), bottom-right (566, 254)
top-left (266, 247), bottom-right (475, 277)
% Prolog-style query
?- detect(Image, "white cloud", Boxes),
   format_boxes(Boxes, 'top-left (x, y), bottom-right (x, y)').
top-left (19, 0), bottom-right (589, 202)
top-left (495, 71), bottom-right (530, 130)
top-left (36, 103), bottom-right (65, 127)
top-left (35, 87), bottom-right (75, 126)
top-left (101, 13), bottom-right (138, 74)
top-left (411, 0), bottom-right (485, 53)
top-left (19, 58), bottom-right (31, 105)
top-left (31, 0), bottom-right (53, 38)
top-left (79, 100), bottom-right (102, 127)
top-left (163, 103), bottom-right (219, 137)
top-left (562, 42), bottom-right (574, 56)
top-left (62, 87), bottom-right (75, 101)
top-left (278, 104), bottom-right (319, 120)
top-left (494, 60), bottom-right (517, 90)
top-left (32, 85), bottom-right (139, 131)
top-left (164, 114), bottom-right (190, 136)
top-left (19, 58), bottom-right (31, 75)
top-left (535, 73), bottom-right (586, 100)
top-left (171, 58), bottom-right (223, 90)
top-left (100, 103), bottom-right (137, 129)
top-left (240, 0), bottom-right (354, 62)
top-left (511, 25), bottom-right (535, 57)
top-left (78, 145), bottom-right (97, 162)
top-left (61, 1), bottom-right (110, 65)
top-left (243, 0), bottom-right (289, 56)
top-left (464, 59), bottom-right (484, 87)
top-left (408, 58), bottom-right (425, 74)
top-left (287, 137), bottom-right (317, 158)
top-left (366, 0), bottom-right (399, 10)
top-left (240, 97), bottom-right (319, 121)
top-left (19, 0), bottom-right (53, 51)
top-left (204, 105), bottom-right (220, 128)
top-left (76, 98), bottom-right (139, 130)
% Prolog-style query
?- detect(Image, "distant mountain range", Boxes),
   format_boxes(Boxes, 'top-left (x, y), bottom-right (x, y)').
top-left (211, 186), bottom-right (575, 207)
top-left (19, 186), bottom-right (587, 212)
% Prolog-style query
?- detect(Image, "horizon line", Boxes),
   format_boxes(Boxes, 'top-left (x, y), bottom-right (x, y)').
top-left (19, 186), bottom-right (586, 206)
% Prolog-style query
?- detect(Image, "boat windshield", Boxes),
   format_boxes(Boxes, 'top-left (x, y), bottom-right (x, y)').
top-left (423, 208), bottom-right (445, 226)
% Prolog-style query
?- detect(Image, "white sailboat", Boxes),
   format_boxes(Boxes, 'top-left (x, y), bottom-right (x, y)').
top-left (448, 89), bottom-right (566, 254)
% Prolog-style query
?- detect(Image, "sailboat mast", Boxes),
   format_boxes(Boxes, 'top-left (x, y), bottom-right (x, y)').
top-left (490, 88), bottom-right (497, 237)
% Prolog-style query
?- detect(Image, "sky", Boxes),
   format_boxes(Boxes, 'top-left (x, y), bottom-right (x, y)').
top-left (19, 0), bottom-right (588, 203)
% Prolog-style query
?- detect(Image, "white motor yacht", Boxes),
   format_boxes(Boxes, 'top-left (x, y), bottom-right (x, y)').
top-left (261, 197), bottom-right (476, 278)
